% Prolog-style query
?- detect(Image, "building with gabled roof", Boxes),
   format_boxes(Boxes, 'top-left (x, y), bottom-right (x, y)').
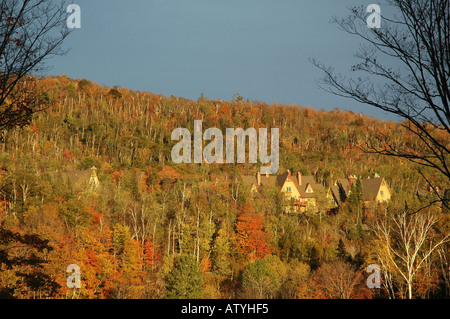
top-left (328, 175), bottom-right (391, 207)
top-left (89, 166), bottom-right (100, 191)
top-left (242, 170), bottom-right (324, 212)
top-left (361, 177), bottom-right (390, 203)
top-left (244, 170), bottom-right (391, 213)
top-left (48, 167), bottom-right (100, 193)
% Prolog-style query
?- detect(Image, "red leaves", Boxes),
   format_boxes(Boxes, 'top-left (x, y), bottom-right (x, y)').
top-left (143, 237), bottom-right (160, 270)
top-left (63, 148), bottom-right (74, 161)
top-left (157, 165), bottom-right (180, 182)
top-left (235, 203), bottom-right (271, 263)
top-left (111, 170), bottom-right (123, 185)
top-left (200, 257), bottom-right (212, 273)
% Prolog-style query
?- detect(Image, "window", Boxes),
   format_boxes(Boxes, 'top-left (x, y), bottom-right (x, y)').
top-left (286, 187), bottom-right (292, 192)
top-left (380, 190), bottom-right (384, 196)
top-left (306, 187), bottom-right (313, 193)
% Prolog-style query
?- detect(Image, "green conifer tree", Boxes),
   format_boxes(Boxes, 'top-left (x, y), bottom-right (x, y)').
top-left (165, 254), bottom-right (203, 299)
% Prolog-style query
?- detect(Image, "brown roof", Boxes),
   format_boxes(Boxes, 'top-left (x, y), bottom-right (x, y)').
top-left (362, 178), bottom-right (383, 201)
top-left (330, 176), bottom-right (388, 204)
top-left (242, 172), bottom-right (324, 198)
top-left (241, 172), bottom-right (285, 191)
top-left (337, 178), bottom-right (350, 194)
top-left (329, 178), bottom-right (354, 203)
top-left (261, 174), bottom-right (283, 188)
top-left (330, 185), bottom-right (345, 205)
top-left (299, 175), bottom-right (323, 198)
top-left (241, 175), bottom-right (257, 188)
top-left (48, 169), bottom-right (93, 190)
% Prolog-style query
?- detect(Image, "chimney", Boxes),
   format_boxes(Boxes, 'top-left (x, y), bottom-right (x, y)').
top-left (349, 175), bottom-right (357, 186)
top-left (256, 172), bottom-right (261, 186)
top-left (297, 172), bottom-right (302, 185)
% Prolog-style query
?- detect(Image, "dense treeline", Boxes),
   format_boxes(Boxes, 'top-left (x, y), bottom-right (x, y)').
top-left (0, 76), bottom-right (448, 299)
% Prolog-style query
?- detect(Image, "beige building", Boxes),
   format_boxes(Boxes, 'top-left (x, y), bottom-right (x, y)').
top-left (244, 171), bottom-right (392, 213)
top-left (243, 170), bottom-right (324, 212)
top-left (48, 167), bottom-right (100, 192)
top-left (328, 175), bottom-right (391, 207)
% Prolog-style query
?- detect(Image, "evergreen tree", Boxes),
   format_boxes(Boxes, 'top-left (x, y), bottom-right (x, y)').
top-left (307, 246), bottom-right (320, 271)
top-left (165, 255), bottom-right (203, 299)
top-left (212, 228), bottom-right (232, 277)
top-left (336, 238), bottom-right (347, 261)
top-left (347, 176), bottom-right (364, 223)
top-left (443, 190), bottom-right (450, 215)
top-left (348, 176), bottom-right (363, 207)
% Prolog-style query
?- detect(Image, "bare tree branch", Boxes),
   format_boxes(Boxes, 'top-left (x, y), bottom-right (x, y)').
top-left (374, 210), bottom-right (450, 298)
top-left (311, 1), bottom-right (449, 194)
top-left (0, 0), bottom-right (71, 130)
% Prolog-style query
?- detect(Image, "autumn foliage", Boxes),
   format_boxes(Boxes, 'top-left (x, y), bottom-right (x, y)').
top-left (235, 203), bottom-right (271, 263)
top-left (0, 76), bottom-right (447, 299)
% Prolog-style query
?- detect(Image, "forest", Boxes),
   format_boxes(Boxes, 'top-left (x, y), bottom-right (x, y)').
top-left (0, 75), bottom-right (448, 299)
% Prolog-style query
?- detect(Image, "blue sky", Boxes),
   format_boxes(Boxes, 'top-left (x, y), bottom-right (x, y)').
top-left (47, 0), bottom-right (395, 121)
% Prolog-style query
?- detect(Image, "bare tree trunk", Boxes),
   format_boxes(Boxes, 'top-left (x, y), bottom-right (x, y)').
top-left (374, 211), bottom-right (450, 299)
top-left (167, 220), bottom-right (171, 257)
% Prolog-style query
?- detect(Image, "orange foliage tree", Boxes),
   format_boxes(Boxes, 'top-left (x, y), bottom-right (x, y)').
top-left (235, 203), bottom-right (271, 263)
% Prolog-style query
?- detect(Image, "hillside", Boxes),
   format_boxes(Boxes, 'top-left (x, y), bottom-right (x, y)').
top-left (0, 75), bottom-right (447, 299)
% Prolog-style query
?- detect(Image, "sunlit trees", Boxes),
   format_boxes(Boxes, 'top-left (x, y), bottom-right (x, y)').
top-left (374, 210), bottom-right (450, 299)
top-left (235, 203), bottom-right (271, 263)
top-left (0, 0), bottom-right (70, 130)
top-left (143, 237), bottom-right (159, 272)
top-left (212, 227), bottom-right (232, 277)
top-left (165, 254), bottom-right (203, 299)
top-left (314, 260), bottom-right (361, 299)
top-left (313, 0), bottom-right (450, 209)
top-left (0, 72), bottom-right (448, 298)
top-left (0, 224), bottom-right (59, 298)
top-left (242, 258), bottom-right (278, 299)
